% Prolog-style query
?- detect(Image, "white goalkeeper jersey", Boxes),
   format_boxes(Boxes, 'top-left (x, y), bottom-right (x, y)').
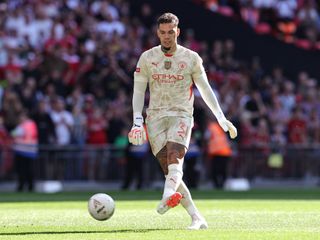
top-left (134, 45), bottom-right (207, 119)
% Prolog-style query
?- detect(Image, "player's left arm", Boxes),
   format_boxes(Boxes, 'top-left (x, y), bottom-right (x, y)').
top-left (192, 54), bottom-right (237, 139)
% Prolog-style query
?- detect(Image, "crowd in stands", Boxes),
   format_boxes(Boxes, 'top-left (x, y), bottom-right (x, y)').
top-left (195, 0), bottom-right (320, 50)
top-left (0, 0), bottom-right (319, 175)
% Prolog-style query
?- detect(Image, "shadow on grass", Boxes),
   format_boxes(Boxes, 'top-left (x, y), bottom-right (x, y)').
top-left (0, 189), bottom-right (319, 203)
top-left (0, 228), bottom-right (174, 236)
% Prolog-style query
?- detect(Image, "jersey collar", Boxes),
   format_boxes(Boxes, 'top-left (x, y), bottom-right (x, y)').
top-left (160, 44), bottom-right (180, 57)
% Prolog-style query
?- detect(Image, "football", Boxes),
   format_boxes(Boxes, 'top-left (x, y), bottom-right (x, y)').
top-left (88, 193), bottom-right (115, 221)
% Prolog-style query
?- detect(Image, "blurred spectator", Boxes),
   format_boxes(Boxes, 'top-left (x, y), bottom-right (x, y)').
top-left (238, 112), bottom-right (255, 148)
top-left (19, 77), bottom-right (38, 112)
top-left (47, 70), bottom-right (68, 98)
top-left (50, 97), bottom-right (74, 145)
top-left (244, 90), bottom-right (267, 126)
top-left (0, 114), bottom-right (8, 146)
top-left (269, 123), bottom-right (286, 176)
top-left (268, 97), bottom-right (290, 133)
top-left (271, 67), bottom-right (287, 86)
top-left (106, 105), bottom-right (128, 144)
top-left (71, 105), bottom-right (87, 145)
top-left (286, 106), bottom-right (308, 177)
top-left (32, 99), bottom-right (56, 145)
top-left (41, 45), bottom-right (68, 84)
top-left (0, 114), bottom-right (11, 178)
top-left (307, 108), bottom-right (320, 143)
top-left (11, 111), bottom-right (38, 192)
top-left (287, 107), bottom-right (307, 144)
top-left (32, 99), bottom-right (56, 180)
top-left (86, 106), bottom-right (107, 145)
top-left (2, 91), bottom-right (23, 131)
top-left (48, 97), bottom-right (74, 179)
top-left (252, 118), bottom-right (271, 153)
top-left (271, 123), bottom-right (287, 147)
top-left (122, 138), bottom-right (148, 190)
top-left (66, 87), bottom-right (85, 111)
top-left (279, 80), bottom-right (296, 116)
top-left (84, 105), bottom-right (107, 180)
top-left (250, 118), bottom-right (271, 178)
top-left (83, 94), bottom-right (95, 118)
top-left (300, 81), bottom-right (318, 116)
top-left (206, 119), bottom-right (233, 189)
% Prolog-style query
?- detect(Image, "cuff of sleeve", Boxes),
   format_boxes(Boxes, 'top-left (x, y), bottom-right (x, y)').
top-left (133, 112), bottom-right (144, 125)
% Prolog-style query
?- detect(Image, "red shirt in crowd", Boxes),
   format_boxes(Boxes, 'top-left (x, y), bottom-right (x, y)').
top-left (287, 118), bottom-right (307, 143)
top-left (86, 115), bottom-right (107, 145)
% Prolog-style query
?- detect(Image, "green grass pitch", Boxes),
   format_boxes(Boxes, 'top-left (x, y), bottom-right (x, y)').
top-left (0, 189), bottom-right (320, 240)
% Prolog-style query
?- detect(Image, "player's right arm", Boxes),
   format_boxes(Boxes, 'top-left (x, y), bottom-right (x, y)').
top-left (128, 53), bottom-right (148, 145)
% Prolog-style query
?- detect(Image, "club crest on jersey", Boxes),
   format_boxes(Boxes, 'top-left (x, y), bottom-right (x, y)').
top-left (178, 61), bottom-right (187, 70)
top-left (164, 60), bottom-right (171, 70)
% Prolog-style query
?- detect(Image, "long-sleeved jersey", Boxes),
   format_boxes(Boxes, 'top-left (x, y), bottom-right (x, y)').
top-left (133, 44), bottom-right (226, 121)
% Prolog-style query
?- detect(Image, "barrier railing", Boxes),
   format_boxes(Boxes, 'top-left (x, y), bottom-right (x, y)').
top-left (0, 143), bottom-right (319, 183)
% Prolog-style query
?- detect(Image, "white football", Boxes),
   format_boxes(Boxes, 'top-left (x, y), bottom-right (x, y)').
top-left (88, 193), bottom-right (115, 221)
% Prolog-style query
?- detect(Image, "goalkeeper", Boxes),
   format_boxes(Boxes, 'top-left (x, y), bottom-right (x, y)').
top-left (128, 12), bottom-right (237, 230)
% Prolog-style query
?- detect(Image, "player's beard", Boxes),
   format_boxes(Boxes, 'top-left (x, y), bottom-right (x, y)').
top-left (161, 45), bottom-right (171, 53)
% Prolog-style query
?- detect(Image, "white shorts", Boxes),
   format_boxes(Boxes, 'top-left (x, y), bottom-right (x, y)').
top-left (146, 116), bottom-right (194, 156)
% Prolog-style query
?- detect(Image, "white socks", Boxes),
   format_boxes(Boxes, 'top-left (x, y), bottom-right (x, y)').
top-left (162, 164), bottom-right (183, 200)
top-left (163, 165), bottom-right (199, 218)
top-left (162, 164), bottom-right (200, 219)
top-left (177, 180), bottom-right (199, 217)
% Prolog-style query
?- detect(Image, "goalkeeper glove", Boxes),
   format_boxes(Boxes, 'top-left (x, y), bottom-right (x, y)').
top-left (128, 113), bottom-right (147, 145)
top-left (217, 117), bottom-right (238, 139)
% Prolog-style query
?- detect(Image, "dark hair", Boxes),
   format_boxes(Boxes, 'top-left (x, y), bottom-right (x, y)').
top-left (157, 13), bottom-right (179, 27)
